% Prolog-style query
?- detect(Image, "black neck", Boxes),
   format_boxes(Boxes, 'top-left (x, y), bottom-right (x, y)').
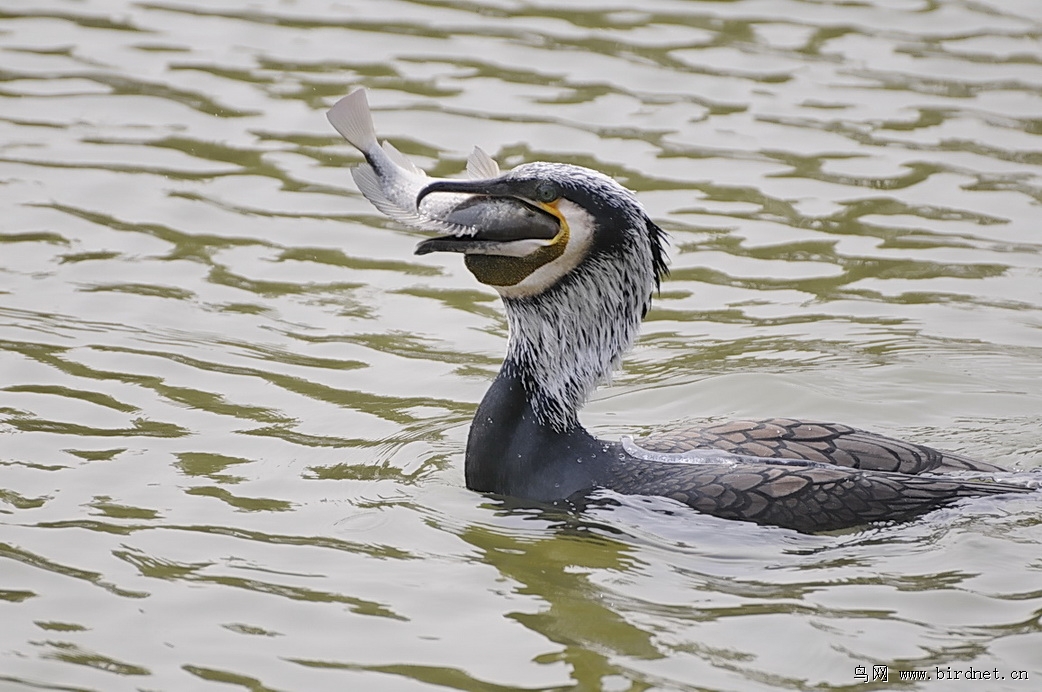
top-left (465, 360), bottom-right (616, 501)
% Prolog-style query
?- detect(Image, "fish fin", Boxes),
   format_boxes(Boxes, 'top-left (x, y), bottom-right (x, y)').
top-left (467, 146), bottom-right (500, 178)
top-left (326, 89), bottom-right (378, 152)
top-left (382, 141), bottom-right (424, 177)
top-left (351, 164), bottom-right (421, 223)
top-left (352, 163), bottom-right (473, 236)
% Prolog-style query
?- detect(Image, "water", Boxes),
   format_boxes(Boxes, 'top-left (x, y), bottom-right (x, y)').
top-left (2, 0), bottom-right (1041, 690)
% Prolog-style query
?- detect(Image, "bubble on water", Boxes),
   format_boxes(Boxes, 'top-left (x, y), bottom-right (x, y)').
top-left (620, 435), bottom-right (739, 466)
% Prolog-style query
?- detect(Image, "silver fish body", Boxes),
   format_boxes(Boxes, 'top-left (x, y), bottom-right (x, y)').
top-left (325, 89), bottom-right (502, 237)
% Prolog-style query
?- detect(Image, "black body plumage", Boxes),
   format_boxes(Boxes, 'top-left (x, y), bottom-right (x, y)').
top-left (466, 355), bottom-right (1028, 533)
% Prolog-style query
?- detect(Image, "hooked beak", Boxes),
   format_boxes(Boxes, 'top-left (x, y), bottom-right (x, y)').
top-left (414, 178), bottom-right (563, 257)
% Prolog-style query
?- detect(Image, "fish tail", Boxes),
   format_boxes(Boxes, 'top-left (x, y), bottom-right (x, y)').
top-left (327, 89), bottom-right (379, 153)
top-left (329, 89), bottom-right (418, 219)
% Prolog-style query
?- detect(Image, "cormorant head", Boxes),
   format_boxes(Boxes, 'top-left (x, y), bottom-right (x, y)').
top-left (415, 162), bottom-right (668, 301)
top-left (416, 162), bottom-right (670, 432)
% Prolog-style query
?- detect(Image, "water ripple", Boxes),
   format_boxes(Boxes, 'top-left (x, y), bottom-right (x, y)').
top-left (2, 1), bottom-right (1041, 690)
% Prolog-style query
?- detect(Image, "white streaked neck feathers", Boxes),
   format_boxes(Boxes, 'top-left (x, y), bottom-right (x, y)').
top-left (501, 228), bottom-right (658, 432)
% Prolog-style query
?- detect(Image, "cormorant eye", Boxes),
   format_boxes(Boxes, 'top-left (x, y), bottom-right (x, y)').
top-left (533, 181), bottom-right (559, 204)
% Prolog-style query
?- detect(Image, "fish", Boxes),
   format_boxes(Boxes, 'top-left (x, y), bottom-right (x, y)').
top-left (325, 89), bottom-right (503, 236)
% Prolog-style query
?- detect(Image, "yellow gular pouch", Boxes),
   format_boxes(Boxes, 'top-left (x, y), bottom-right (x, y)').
top-left (464, 203), bottom-right (570, 287)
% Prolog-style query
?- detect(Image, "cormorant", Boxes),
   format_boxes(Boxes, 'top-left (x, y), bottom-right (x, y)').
top-left (327, 89), bottom-right (1031, 532)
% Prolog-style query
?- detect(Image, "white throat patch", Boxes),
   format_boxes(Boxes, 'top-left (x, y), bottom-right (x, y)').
top-left (493, 199), bottom-right (596, 300)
